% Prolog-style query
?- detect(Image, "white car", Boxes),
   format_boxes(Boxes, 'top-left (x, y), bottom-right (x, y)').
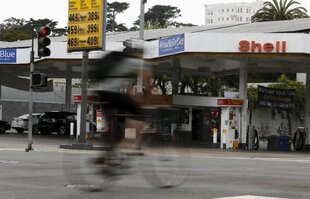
top-left (11, 113), bottom-right (42, 134)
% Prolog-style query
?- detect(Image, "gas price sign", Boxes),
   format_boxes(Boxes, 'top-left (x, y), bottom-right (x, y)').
top-left (67, 0), bottom-right (106, 52)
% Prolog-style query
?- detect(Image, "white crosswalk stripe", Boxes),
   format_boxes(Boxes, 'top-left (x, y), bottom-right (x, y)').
top-left (214, 195), bottom-right (287, 199)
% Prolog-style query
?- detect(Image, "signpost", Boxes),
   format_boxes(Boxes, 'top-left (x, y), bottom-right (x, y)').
top-left (67, 0), bottom-right (106, 148)
top-left (67, 0), bottom-right (106, 52)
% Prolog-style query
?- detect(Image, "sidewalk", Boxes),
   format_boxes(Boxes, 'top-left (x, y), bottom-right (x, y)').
top-left (0, 133), bottom-right (309, 159)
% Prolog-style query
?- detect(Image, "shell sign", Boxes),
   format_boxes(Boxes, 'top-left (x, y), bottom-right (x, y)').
top-left (239, 40), bottom-right (286, 53)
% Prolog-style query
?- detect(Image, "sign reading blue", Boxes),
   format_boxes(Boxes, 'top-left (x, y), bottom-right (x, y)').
top-left (159, 34), bottom-right (184, 56)
top-left (0, 48), bottom-right (16, 63)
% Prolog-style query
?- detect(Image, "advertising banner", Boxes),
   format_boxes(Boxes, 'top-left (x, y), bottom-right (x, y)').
top-left (159, 33), bottom-right (184, 56)
top-left (0, 48), bottom-right (16, 63)
top-left (257, 85), bottom-right (296, 109)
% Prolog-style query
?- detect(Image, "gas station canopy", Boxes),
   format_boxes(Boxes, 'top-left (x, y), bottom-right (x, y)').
top-left (1, 18), bottom-right (310, 82)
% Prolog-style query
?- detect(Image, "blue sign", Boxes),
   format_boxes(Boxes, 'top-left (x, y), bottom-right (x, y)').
top-left (0, 48), bottom-right (16, 63)
top-left (159, 34), bottom-right (184, 56)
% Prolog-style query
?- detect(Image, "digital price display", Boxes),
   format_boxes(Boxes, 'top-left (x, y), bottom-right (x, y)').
top-left (67, 0), bottom-right (106, 52)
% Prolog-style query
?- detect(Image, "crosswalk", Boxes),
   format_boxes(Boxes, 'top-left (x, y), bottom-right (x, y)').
top-left (214, 195), bottom-right (287, 199)
top-left (214, 196), bottom-right (287, 199)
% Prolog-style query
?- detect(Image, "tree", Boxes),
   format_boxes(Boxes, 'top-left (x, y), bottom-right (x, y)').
top-left (134, 5), bottom-right (182, 29)
top-left (106, 1), bottom-right (129, 32)
top-left (0, 17), bottom-right (66, 41)
top-left (0, 17), bottom-right (32, 41)
top-left (252, 0), bottom-right (308, 22)
top-left (178, 75), bottom-right (224, 96)
top-left (247, 75), bottom-right (305, 136)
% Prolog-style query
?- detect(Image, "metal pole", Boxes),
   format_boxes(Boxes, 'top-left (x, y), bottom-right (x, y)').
top-left (139, 0), bottom-right (145, 40)
top-left (137, 0), bottom-right (146, 93)
top-left (26, 30), bottom-right (35, 152)
top-left (78, 50), bottom-right (89, 143)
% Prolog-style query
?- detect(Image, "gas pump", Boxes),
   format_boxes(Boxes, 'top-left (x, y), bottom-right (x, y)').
top-left (220, 107), bottom-right (240, 149)
top-left (73, 94), bottom-right (99, 139)
top-left (218, 98), bottom-right (243, 149)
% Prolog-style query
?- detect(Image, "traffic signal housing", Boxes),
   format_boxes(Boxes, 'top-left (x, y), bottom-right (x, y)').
top-left (31, 72), bottom-right (48, 88)
top-left (37, 26), bottom-right (51, 57)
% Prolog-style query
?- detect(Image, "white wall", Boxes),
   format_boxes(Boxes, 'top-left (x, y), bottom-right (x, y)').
top-left (251, 109), bottom-right (301, 138)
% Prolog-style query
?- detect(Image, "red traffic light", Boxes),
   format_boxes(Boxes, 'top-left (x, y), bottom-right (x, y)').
top-left (38, 26), bottom-right (51, 36)
top-left (37, 26), bottom-right (51, 57)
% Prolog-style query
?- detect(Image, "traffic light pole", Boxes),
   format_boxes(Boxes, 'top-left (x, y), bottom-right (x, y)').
top-left (26, 30), bottom-right (35, 152)
top-left (25, 24), bottom-right (51, 152)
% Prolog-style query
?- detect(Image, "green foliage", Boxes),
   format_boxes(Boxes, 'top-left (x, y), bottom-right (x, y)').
top-left (248, 85), bottom-right (258, 110)
top-left (134, 5), bottom-right (182, 29)
top-left (107, 1), bottom-right (130, 32)
top-left (153, 74), bottom-right (172, 95)
top-left (178, 75), bottom-right (223, 96)
top-left (248, 74), bottom-right (305, 122)
top-left (252, 0), bottom-right (308, 22)
top-left (0, 17), bottom-right (65, 41)
top-left (268, 74), bottom-right (305, 119)
top-left (0, 17), bottom-right (32, 41)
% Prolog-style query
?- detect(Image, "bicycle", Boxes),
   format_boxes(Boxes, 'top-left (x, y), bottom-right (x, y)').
top-left (63, 110), bottom-right (191, 192)
top-left (62, 51), bottom-right (191, 192)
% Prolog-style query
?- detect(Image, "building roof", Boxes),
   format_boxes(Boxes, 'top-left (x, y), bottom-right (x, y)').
top-left (106, 18), bottom-right (310, 42)
top-left (1, 18), bottom-right (310, 47)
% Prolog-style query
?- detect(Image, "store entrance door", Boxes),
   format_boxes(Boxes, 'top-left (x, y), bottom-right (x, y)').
top-left (192, 108), bottom-right (221, 145)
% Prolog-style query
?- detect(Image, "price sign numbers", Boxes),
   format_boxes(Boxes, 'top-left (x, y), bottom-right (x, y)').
top-left (67, 0), bottom-right (105, 52)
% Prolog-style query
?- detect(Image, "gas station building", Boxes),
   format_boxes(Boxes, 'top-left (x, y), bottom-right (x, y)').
top-left (1, 18), bottom-right (310, 150)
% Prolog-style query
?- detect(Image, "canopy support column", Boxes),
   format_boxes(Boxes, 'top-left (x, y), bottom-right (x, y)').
top-left (172, 59), bottom-right (180, 94)
top-left (65, 66), bottom-right (72, 111)
top-left (304, 71), bottom-right (310, 150)
top-left (239, 58), bottom-right (248, 149)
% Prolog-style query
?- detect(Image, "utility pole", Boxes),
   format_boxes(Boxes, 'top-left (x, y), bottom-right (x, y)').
top-left (137, 0), bottom-right (146, 93)
top-left (139, 0), bottom-right (146, 40)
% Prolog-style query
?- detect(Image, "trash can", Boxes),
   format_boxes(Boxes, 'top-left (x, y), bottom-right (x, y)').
top-left (267, 135), bottom-right (279, 151)
top-left (279, 136), bottom-right (291, 151)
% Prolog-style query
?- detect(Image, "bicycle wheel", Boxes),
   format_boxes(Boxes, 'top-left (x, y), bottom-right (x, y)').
top-left (62, 143), bottom-right (118, 192)
top-left (138, 134), bottom-right (191, 188)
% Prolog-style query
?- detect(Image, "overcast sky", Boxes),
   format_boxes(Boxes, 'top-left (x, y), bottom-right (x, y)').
top-left (0, 0), bottom-right (310, 28)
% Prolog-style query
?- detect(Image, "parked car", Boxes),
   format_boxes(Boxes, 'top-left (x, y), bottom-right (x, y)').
top-left (37, 111), bottom-right (76, 135)
top-left (11, 113), bottom-right (42, 134)
top-left (0, 120), bottom-right (11, 133)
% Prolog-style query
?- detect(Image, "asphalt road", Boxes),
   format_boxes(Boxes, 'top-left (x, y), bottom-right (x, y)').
top-left (0, 132), bottom-right (309, 199)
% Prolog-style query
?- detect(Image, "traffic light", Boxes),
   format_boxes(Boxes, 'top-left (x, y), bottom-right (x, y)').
top-left (31, 72), bottom-right (48, 88)
top-left (37, 26), bottom-right (51, 57)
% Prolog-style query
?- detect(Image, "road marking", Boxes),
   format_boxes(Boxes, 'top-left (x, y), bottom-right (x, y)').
top-left (66, 184), bottom-right (95, 189)
top-left (0, 160), bottom-right (19, 164)
top-left (214, 195), bottom-right (287, 199)
top-left (195, 156), bottom-right (310, 164)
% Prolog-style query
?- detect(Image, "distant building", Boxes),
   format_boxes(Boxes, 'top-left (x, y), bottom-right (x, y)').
top-left (204, 0), bottom-right (263, 25)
